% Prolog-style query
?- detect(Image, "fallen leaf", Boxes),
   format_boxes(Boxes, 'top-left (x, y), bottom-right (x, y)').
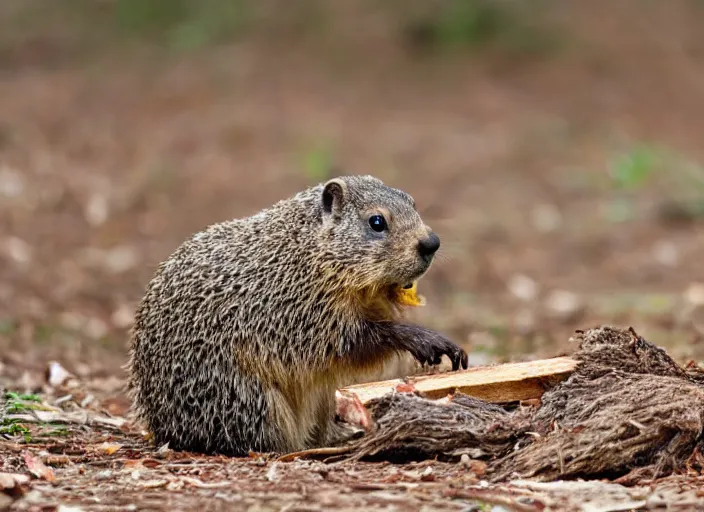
top-left (166, 480), bottom-right (184, 491)
top-left (394, 382), bottom-right (416, 393)
top-left (95, 470), bottom-right (113, 481)
top-left (420, 466), bottom-right (435, 481)
top-left (508, 273), bottom-right (539, 302)
top-left (467, 460), bottom-right (487, 477)
top-left (0, 472), bottom-right (30, 490)
top-left (142, 458), bottom-right (163, 469)
top-left (180, 477), bottom-right (231, 489)
top-left (266, 461), bottom-right (279, 482)
top-left (23, 451), bottom-right (56, 482)
top-left (138, 479), bottom-right (169, 489)
top-left (44, 455), bottom-right (71, 467)
top-left (46, 361), bottom-right (74, 388)
top-left (97, 442), bottom-right (122, 455)
top-left (57, 506), bottom-right (85, 512)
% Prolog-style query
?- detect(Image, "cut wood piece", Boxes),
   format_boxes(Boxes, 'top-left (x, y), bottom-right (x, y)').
top-left (339, 356), bottom-right (578, 405)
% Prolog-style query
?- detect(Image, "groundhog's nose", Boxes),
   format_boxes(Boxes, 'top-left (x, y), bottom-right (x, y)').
top-left (418, 232), bottom-right (440, 260)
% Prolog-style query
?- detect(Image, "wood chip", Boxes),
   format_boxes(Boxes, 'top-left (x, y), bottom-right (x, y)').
top-left (340, 356), bottom-right (578, 406)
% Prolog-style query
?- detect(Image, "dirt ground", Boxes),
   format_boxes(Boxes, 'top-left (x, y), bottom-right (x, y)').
top-left (3, 1), bottom-right (704, 510)
top-left (4, 328), bottom-right (704, 511)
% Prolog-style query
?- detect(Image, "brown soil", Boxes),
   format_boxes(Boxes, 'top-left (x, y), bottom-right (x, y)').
top-left (4, 327), bottom-right (704, 511)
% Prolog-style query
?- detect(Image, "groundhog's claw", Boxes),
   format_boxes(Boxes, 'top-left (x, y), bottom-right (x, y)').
top-left (423, 337), bottom-right (468, 372)
top-left (399, 326), bottom-right (468, 372)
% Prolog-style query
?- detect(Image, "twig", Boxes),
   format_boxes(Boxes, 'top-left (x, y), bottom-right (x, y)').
top-left (277, 445), bottom-right (353, 462)
top-left (6, 410), bottom-right (127, 430)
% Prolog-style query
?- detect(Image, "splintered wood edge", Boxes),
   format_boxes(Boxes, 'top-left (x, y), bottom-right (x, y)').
top-left (339, 356), bottom-right (579, 405)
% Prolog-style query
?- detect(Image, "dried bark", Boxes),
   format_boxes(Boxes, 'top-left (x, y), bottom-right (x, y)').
top-left (347, 393), bottom-right (531, 462)
top-left (343, 325), bottom-right (704, 484)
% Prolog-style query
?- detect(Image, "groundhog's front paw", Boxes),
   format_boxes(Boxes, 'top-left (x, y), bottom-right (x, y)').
top-left (406, 329), bottom-right (469, 372)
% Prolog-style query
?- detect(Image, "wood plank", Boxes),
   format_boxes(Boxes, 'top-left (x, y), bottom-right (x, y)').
top-left (339, 356), bottom-right (578, 405)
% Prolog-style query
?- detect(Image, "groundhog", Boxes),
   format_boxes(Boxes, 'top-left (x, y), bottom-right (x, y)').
top-left (126, 175), bottom-right (468, 456)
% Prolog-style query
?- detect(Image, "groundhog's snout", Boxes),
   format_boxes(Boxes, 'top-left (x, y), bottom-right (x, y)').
top-left (417, 232), bottom-right (440, 262)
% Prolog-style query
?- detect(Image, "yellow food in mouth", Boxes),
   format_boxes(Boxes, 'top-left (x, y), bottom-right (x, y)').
top-left (393, 281), bottom-right (426, 307)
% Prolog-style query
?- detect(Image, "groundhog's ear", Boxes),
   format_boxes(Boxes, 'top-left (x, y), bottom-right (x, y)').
top-left (322, 178), bottom-right (347, 216)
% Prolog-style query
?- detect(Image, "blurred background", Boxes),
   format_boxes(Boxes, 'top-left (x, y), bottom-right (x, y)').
top-left (2, 0), bottom-right (704, 388)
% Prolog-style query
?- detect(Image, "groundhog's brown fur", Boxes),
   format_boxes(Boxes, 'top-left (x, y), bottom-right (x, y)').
top-left (126, 175), bottom-right (468, 456)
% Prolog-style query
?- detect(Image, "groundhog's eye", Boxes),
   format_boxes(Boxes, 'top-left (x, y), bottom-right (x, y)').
top-left (368, 214), bottom-right (387, 232)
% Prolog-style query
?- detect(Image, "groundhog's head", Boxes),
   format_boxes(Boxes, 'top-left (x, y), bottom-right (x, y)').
top-left (318, 175), bottom-right (440, 293)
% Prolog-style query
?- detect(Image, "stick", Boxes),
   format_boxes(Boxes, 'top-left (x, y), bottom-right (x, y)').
top-left (339, 357), bottom-right (578, 406)
top-left (277, 445), bottom-right (353, 462)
